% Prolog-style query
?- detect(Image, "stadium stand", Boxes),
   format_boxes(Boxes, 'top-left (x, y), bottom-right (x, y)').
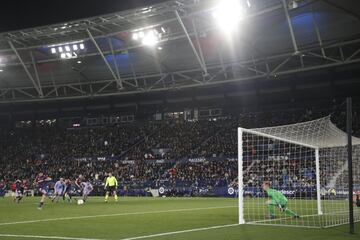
top-left (0, 106), bottom-right (359, 196)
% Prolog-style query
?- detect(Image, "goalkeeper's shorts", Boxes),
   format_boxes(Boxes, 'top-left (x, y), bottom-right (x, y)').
top-left (106, 186), bottom-right (116, 192)
top-left (269, 200), bottom-right (287, 211)
top-left (278, 204), bottom-right (287, 212)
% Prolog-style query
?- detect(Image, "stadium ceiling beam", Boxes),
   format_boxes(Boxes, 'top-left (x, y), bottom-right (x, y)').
top-left (147, 74), bottom-right (168, 91)
top-left (108, 38), bottom-right (123, 89)
top-left (217, 47), bottom-right (228, 79)
top-left (1, 39), bottom-right (360, 103)
top-left (86, 29), bottom-right (123, 89)
top-left (10, 0), bottom-right (306, 52)
top-left (1, 57), bottom-right (360, 103)
top-left (307, 52), bottom-right (341, 63)
top-left (8, 41), bottom-right (43, 97)
top-left (1, 41), bottom-right (359, 92)
top-left (0, 1), bottom-right (313, 57)
top-left (30, 51), bottom-right (44, 97)
top-left (191, 18), bottom-right (207, 76)
top-left (311, 6), bottom-right (326, 58)
top-left (321, 0), bottom-right (360, 21)
top-left (282, 0), bottom-right (300, 54)
top-left (346, 49), bottom-right (360, 61)
top-left (128, 50), bottom-right (139, 88)
top-left (270, 56), bottom-right (292, 76)
top-left (67, 85), bottom-right (87, 95)
top-left (15, 88), bottom-right (36, 99)
top-left (175, 10), bottom-right (208, 76)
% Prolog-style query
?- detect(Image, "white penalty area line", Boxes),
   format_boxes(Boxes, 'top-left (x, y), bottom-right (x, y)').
top-left (0, 223), bottom-right (239, 240)
top-left (0, 234), bottom-right (103, 240)
top-left (0, 205), bottom-right (236, 226)
top-left (119, 223), bottom-right (239, 240)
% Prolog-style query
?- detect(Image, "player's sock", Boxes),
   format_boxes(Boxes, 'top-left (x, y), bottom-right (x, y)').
top-left (38, 202), bottom-right (44, 209)
top-left (114, 194), bottom-right (118, 201)
top-left (268, 204), bottom-right (276, 218)
top-left (105, 193), bottom-right (109, 202)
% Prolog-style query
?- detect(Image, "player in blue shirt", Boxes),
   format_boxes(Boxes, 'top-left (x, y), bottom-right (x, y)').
top-left (52, 178), bottom-right (65, 203)
top-left (34, 172), bottom-right (52, 209)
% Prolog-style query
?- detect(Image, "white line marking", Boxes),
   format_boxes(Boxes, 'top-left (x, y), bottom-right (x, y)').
top-left (0, 224), bottom-right (239, 240)
top-left (0, 233), bottom-right (103, 240)
top-left (249, 213), bottom-right (316, 223)
top-left (0, 205), bottom-right (236, 226)
top-left (119, 224), bottom-right (239, 240)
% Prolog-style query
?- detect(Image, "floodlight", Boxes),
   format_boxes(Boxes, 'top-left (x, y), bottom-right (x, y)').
top-left (51, 48), bottom-right (56, 54)
top-left (65, 45), bottom-right (71, 52)
top-left (79, 43), bottom-right (85, 49)
top-left (60, 53), bottom-right (66, 59)
top-left (246, 0), bottom-right (251, 7)
top-left (66, 53), bottom-right (72, 58)
top-left (142, 30), bottom-right (158, 46)
top-left (157, 46), bottom-right (163, 50)
top-left (58, 47), bottom-right (63, 53)
top-left (289, 0), bottom-right (298, 9)
top-left (132, 33), bottom-right (139, 40)
top-left (77, 60), bottom-right (82, 64)
top-left (139, 31), bottom-right (145, 38)
top-left (73, 44), bottom-right (78, 50)
top-left (161, 27), bottom-right (166, 33)
top-left (212, 0), bottom-right (245, 32)
top-left (0, 69), bottom-right (3, 72)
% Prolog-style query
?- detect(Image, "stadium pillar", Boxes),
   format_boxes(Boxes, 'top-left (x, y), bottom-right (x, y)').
top-left (346, 97), bottom-right (354, 234)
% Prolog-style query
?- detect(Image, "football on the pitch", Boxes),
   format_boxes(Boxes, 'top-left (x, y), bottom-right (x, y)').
top-left (77, 199), bottom-right (84, 205)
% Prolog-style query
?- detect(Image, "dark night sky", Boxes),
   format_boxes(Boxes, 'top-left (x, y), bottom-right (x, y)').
top-left (0, 0), bottom-right (166, 32)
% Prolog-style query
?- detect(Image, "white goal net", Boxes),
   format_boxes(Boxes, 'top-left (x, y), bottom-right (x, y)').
top-left (238, 116), bottom-right (360, 228)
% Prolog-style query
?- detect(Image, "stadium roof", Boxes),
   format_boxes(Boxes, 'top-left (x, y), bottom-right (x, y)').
top-left (0, 0), bottom-right (359, 103)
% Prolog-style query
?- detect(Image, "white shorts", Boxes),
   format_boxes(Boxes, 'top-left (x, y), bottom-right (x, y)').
top-left (15, 190), bottom-right (23, 197)
top-left (54, 189), bottom-right (63, 195)
top-left (83, 190), bottom-right (92, 196)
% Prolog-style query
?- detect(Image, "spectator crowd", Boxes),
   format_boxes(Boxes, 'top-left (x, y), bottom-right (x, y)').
top-left (0, 107), bottom-right (359, 196)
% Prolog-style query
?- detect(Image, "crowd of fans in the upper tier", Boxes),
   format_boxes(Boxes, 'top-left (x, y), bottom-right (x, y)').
top-left (0, 107), bottom-right (359, 193)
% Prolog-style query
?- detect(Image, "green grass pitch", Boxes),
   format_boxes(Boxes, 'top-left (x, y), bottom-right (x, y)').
top-left (0, 197), bottom-right (359, 240)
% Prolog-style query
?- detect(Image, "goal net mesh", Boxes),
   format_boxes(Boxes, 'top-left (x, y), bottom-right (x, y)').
top-left (238, 116), bottom-right (360, 228)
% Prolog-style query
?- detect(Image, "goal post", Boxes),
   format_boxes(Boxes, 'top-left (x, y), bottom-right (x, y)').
top-left (237, 116), bottom-right (360, 228)
top-left (238, 127), bottom-right (245, 224)
top-left (315, 148), bottom-right (323, 216)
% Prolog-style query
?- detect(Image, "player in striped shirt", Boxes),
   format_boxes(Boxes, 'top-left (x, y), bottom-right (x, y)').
top-left (63, 179), bottom-right (74, 203)
top-left (34, 172), bottom-right (52, 209)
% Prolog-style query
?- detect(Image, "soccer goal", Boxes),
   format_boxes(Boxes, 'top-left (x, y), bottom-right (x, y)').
top-left (238, 116), bottom-right (360, 228)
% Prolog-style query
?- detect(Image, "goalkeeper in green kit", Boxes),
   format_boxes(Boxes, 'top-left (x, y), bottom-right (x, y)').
top-left (262, 181), bottom-right (300, 219)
